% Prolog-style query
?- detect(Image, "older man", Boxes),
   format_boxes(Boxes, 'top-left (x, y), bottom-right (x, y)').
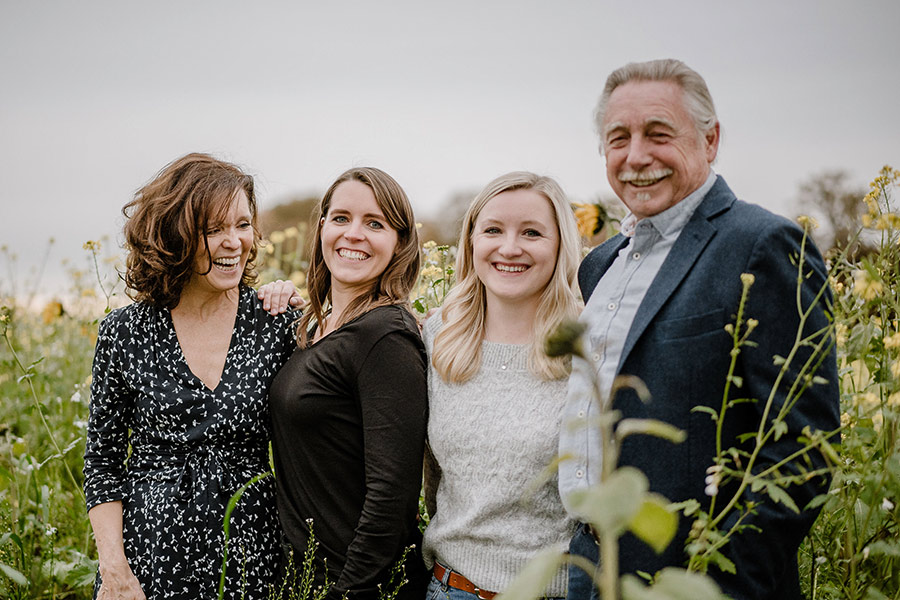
top-left (559, 59), bottom-right (839, 599)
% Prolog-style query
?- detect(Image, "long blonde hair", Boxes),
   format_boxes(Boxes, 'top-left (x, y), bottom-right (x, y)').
top-left (432, 172), bottom-right (581, 382)
top-left (297, 167), bottom-right (420, 345)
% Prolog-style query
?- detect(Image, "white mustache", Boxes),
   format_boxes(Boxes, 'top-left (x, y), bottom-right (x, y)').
top-left (618, 169), bottom-right (673, 183)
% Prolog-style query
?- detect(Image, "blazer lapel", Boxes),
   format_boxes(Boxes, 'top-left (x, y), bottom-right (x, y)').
top-left (579, 234), bottom-right (630, 301)
top-left (617, 176), bottom-right (736, 371)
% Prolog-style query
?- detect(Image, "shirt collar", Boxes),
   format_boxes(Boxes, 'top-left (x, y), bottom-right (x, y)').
top-left (620, 170), bottom-right (717, 239)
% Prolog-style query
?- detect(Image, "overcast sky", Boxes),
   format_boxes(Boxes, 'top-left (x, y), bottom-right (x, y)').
top-left (2, 0), bottom-right (898, 298)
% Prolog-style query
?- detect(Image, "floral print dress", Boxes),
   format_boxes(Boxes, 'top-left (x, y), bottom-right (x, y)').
top-left (83, 285), bottom-right (296, 599)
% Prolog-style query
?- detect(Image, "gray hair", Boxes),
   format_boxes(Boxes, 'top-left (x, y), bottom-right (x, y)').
top-left (594, 59), bottom-right (718, 147)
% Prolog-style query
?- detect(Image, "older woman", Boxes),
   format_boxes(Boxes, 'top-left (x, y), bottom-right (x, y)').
top-left (268, 167), bottom-right (428, 600)
top-left (422, 172), bottom-right (582, 600)
top-left (83, 153), bottom-right (296, 599)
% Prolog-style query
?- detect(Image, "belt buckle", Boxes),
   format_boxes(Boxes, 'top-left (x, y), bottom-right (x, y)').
top-left (474, 588), bottom-right (491, 600)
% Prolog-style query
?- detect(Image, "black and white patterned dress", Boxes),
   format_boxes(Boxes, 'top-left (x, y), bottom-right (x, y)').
top-left (83, 284), bottom-right (296, 599)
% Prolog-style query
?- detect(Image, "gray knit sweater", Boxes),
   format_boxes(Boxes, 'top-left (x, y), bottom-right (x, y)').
top-left (421, 313), bottom-right (574, 597)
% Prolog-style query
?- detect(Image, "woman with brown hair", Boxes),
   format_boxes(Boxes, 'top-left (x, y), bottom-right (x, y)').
top-left (268, 167), bottom-right (428, 599)
top-left (83, 153), bottom-right (297, 599)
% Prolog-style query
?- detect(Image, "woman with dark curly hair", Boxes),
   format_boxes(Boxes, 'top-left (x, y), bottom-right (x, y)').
top-left (83, 153), bottom-right (297, 600)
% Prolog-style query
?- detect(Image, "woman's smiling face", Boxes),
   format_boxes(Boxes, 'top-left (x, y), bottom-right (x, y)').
top-left (471, 188), bottom-right (560, 311)
top-left (320, 180), bottom-right (399, 298)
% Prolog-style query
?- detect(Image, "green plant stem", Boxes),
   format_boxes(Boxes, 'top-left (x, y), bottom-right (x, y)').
top-left (3, 330), bottom-right (85, 506)
top-left (595, 371), bottom-right (620, 599)
top-left (700, 239), bottom-right (834, 567)
top-left (218, 470), bottom-right (272, 600)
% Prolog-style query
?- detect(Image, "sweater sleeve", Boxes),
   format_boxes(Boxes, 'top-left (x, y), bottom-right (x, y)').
top-left (335, 327), bottom-right (427, 596)
top-left (83, 309), bottom-right (136, 511)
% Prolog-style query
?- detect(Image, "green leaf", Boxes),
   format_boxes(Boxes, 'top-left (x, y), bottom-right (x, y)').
top-left (736, 432), bottom-right (757, 443)
top-left (763, 482), bottom-right (800, 513)
top-left (668, 498), bottom-right (701, 517)
top-left (708, 550), bottom-right (737, 575)
top-left (867, 540), bottom-right (900, 557)
top-left (568, 467), bottom-right (649, 536)
top-left (617, 419), bottom-right (686, 444)
top-left (495, 546), bottom-right (567, 600)
top-left (0, 562), bottom-right (28, 586)
top-left (772, 420), bottom-right (788, 441)
top-left (803, 493), bottom-right (830, 511)
top-left (628, 494), bottom-right (678, 554)
top-left (690, 406), bottom-right (718, 422)
top-left (621, 568), bottom-right (724, 600)
top-left (727, 375), bottom-right (743, 388)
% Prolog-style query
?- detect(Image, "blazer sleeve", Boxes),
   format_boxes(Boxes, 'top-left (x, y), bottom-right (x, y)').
top-left (335, 327), bottom-right (427, 596)
top-left (714, 221), bottom-right (840, 598)
top-left (83, 310), bottom-right (136, 511)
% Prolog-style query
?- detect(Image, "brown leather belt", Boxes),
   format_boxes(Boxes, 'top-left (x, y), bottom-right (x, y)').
top-left (433, 562), bottom-right (497, 599)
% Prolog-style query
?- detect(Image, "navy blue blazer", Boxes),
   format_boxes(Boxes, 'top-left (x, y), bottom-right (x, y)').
top-left (579, 176), bottom-right (839, 599)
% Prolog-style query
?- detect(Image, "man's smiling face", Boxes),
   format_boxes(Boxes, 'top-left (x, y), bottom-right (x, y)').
top-left (602, 79), bottom-right (719, 220)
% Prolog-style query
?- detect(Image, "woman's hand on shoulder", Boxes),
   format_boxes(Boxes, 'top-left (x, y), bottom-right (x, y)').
top-left (257, 280), bottom-right (306, 315)
top-left (97, 559), bottom-right (146, 600)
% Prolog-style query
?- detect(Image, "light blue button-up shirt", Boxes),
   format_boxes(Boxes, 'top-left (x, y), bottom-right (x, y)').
top-left (559, 171), bottom-right (717, 520)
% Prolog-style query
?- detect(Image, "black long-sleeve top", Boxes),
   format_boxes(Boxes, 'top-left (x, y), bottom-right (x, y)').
top-left (269, 304), bottom-right (427, 600)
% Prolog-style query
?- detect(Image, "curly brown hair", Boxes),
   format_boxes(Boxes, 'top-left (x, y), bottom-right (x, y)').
top-left (297, 167), bottom-right (420, 345)
top-left (122, 153), bottom-right (260, 308)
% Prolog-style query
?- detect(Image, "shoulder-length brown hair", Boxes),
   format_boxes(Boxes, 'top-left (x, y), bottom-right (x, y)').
top-left (122, 152), bottom-right (259, 308)
top-left (297, 167), bottom-right (420, 345)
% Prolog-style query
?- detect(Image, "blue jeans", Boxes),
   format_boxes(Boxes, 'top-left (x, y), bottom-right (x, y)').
top-left (566, 523), bottom-right (601, 600)
top-left (425, 573), bottom-right (566, 600)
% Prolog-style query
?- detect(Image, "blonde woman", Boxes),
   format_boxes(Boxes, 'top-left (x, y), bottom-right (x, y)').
top-left (423, 172), bottom-right (582, 600)
top-left (268, 167), bottom-right (428, 600)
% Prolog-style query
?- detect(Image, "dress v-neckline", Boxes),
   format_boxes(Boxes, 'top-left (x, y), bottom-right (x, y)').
top-left (165, 288), bottom-right (243, 393)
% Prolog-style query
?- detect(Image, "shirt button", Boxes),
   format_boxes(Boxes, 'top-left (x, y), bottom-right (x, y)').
top-left (632, 251), bottom-right (641, 260)
top-left (607, 302), bottom-right (616, 311)
top-left (500, 364), bottom-right (507, 370)
top-left (591, 353), bottom-right (601, 362)
top-left (576, 469), bottom-right (585, 478)
top-left (577, 410), bottom-right (585, 418)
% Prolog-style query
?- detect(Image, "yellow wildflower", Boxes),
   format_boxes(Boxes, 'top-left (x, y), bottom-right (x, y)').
top-left (835, 323), bottom-right (848, 347)
top-left (888, 392), bottom-right (900, 407)
top-left (861, 214), bottom-right (873, 228)
top-left (852, 270), bottom-right (883, 301)
top-left (740, 273), bottom-right (755, 288)
top-left (289, 270), bottom-right (306, 287)
top-left (573, 203), bottom-right (602, 237)
top-left (855, 392), bottom-right (880, 410)
top-left (270, 231), bottom-right (286, 244)
top-left (846, 359), bottom-right (871, 391)
top-left (41, 300), bottom-right (64, 324)
top-left (884, 332), bottom-right (900, 349)
top-left (796, 215), bottom-right (819, 230)
top-left (840, 412), bottom-right (851, 428)
top-left (421, 265), bottom-right (442, 280)
top-left (83, 240), bottom-right (101, 252)
top-left (284, 226), bottom-right (300, 238)
top-left (875, 213), bottom-right (900, 230)
top-left (423, 240), bottom-right (437, 250)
